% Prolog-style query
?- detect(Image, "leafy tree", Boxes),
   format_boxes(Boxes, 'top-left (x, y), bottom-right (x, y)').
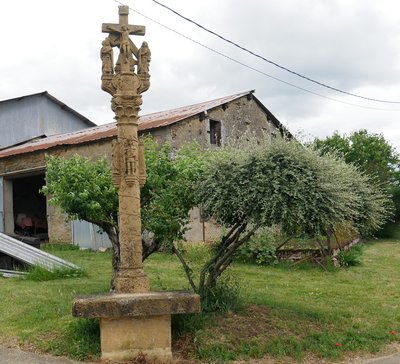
top-left (42, 138), bottom-right (203, 288)
top-left (174, 139), bottom-right (391, 294)
top-left (43, 137), bottom-right (391, 299)
top-left (314, 129), bottom-right (400, 221)
top-left (314, 129), bottom-right (400, 186)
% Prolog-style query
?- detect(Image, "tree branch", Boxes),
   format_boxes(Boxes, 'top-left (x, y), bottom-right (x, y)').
top-left (199, 221), bottom-right (242, 293)
top-left (275, 236), bottom-right (293, 251)
top-left (172, 245), bottom-right (198, 292)
top-left (212, 223), bottom-right (259, 284)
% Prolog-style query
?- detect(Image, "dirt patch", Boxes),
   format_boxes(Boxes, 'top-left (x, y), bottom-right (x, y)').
top-left (213, 305), bottom-right (275, 340)
top-left (199, 304), bottom-right (327, 341)
top-left (0, 336), bottom-right (19, 348)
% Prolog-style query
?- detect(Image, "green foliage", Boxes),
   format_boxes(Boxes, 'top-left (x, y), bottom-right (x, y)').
top-left (141, 138), bottom-right (206, 251)
top-left (42, 138), bottom-right (205, 259)
top-left (191, 138), bottom-right (391, 295)
top-left (314, 130), bottom-right (400, 224)
top-left (199, 138), bottom-right (391, 238)
top-left (24, 266), bottom-right (87, 281)
top-left (337, 245), bottom-right (364, 267)
top-left (313, 129), bottom-right (400, 186)
top-left (41, 155), bottom-right (117, 226)
top-left (237, 229), bottom-right (277, 265)
top-left (390, 185), bottom-right (400, 221)
top-left (375, 222), bottom-right (400, 239)
top-left (171, 312), bottom-right (210, 337)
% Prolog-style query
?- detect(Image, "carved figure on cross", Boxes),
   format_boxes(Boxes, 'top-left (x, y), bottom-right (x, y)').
top-left (102, 5), bottom-right (145, 74)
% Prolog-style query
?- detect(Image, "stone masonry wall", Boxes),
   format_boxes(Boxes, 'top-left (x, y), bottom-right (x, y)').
top-left (0, 95), bottom-right (282, 244)
top-left (168, 95), bottom-right (280, 150)
top-left (169, 96), bottom-right (280, 242)
top-left (0, 139), bottom-right (113, 242)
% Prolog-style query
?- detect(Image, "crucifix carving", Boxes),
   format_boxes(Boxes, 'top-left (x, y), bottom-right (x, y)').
top-left (101, 5), bottom-right (151, 293)
top-left (102, 5), bottom-right (145, 34)
top-left (101, 5), bottom-right (151, 93)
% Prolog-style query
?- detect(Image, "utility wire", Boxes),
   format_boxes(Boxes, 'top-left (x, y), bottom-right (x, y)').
top-left (114, 1), bottom-right (400, 111)
top-left (151, 0), bottom-right (400, 105)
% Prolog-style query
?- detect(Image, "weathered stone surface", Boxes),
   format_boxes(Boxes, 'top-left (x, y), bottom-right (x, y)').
top-left (72, 291), bottom-right (200, 318)
top-left (100, 315), bottom-right (172, 360)
top-left (101, 5), bottom-right (151, 294)
top-left (78, 5), bottom-right (202, 361)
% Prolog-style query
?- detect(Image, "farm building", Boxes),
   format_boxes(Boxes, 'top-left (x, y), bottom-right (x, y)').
top-left (0, 90), bottom-right (288, 248)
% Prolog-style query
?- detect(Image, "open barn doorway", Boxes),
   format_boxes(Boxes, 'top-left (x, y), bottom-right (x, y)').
top-left (12, 174), bottom-right (48, 240)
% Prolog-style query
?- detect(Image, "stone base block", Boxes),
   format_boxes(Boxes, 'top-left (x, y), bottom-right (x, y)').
top-left (72, 291), bottom-right (200, 361)
top-left (101, 315), bottom-right (171, 360)
top-left (114, 273), bottom-right (150, 293)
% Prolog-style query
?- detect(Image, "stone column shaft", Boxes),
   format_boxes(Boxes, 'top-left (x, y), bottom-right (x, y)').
top-left (113, 97), bottom-right (149, 293)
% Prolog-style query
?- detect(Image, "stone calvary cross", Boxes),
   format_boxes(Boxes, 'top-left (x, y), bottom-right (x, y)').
top-left (101, 5), bottom-right (150, 294)
top-left (72, 5), bottom-right (200, 361)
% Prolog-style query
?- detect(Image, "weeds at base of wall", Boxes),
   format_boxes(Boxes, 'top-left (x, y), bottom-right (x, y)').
top-left (42, 243), bottom-right (80, 251)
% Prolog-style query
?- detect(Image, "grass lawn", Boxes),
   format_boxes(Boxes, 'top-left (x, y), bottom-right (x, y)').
top-left (0, 240), bottom-right (399, 362)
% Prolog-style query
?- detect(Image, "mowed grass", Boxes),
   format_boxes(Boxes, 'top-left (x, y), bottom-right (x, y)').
top-left (0, 240), bottom-right (399, 362)
top-left (197, 240), bottom-right (400, 361)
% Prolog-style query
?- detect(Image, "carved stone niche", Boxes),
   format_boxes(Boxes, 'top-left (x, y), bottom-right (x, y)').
top-left (111, 139), bottom-right (147, 189)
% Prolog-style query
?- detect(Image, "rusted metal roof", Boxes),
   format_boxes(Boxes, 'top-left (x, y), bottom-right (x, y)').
top-left (0, 123), bottom-right (117, 158)
top-left (138, 90), bottom-right (252, 130)
top-left (0, 91), bottom-right (254, 159)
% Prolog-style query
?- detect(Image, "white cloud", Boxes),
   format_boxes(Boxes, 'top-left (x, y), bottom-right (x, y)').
top-left (1, 0), bottom-right (400, 149)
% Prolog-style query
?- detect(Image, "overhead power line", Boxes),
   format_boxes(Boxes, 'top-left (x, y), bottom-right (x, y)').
top-left (151, 0), bottom-right (400, 105)
top-left (115, 1), bottom-right (400, 111)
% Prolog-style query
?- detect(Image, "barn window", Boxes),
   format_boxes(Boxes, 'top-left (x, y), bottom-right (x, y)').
top-left (209, 119), bottom-right (222, 146)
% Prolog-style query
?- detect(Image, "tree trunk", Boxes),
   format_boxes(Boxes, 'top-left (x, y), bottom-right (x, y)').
top-left (101, 223), bottom-right (120, 291)
top-left (198, 222), bottom-right (261, 296)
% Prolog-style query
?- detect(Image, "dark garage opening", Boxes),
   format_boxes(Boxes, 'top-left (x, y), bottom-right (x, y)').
top-left (12, 174), bottom-right (48, 240)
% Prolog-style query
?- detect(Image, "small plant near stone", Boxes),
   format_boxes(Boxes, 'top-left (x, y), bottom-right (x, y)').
top-left (236, 228), bottom-right (277, 265)
top-left (337, 245), bottom-right (364, 267)
top-left (47, 318), bottom-right (101, 360)
top-left (201, 273), bottom-right (243, 313)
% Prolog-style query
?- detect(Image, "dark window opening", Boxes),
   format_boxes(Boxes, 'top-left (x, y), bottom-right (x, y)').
top-left (209, 119), bottom-right (222, 146)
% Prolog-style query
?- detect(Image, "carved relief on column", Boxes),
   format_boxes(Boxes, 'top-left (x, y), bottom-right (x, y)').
top-left (139, 139), bottom-right (147, 188)
top-left (123, 139), bottom-right (139, 187)
top-left (111, 140), bottom-right (121, 188)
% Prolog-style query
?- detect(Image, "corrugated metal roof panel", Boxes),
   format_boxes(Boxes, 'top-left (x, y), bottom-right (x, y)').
top-left (0, 91), bottom-right (96, 127)
top-left (0, 232), bottom-right (80, 271)
top-left (0, 91), bottom-right (252, 158)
